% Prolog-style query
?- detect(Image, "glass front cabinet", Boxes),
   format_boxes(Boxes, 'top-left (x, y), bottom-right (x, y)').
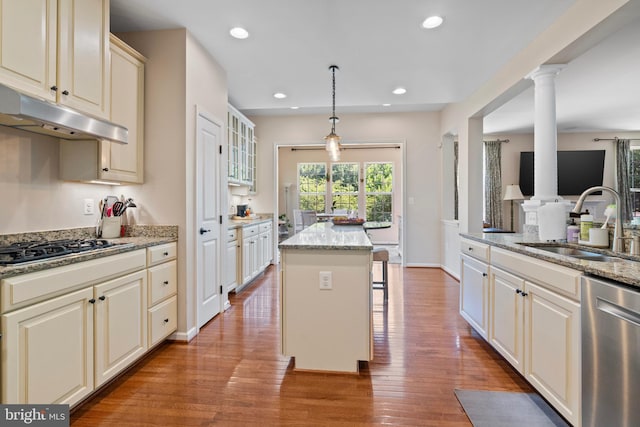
top-left (228, 104), bottom-right (256, 191)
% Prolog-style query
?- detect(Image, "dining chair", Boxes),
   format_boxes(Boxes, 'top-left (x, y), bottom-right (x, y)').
top-left (293, 209), bottom-right (304, 234)
top-left (301, 210), bottom-right (317, 228)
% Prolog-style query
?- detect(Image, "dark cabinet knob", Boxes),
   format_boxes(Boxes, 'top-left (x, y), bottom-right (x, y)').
top-left (102, 167), bottom-right (109, 172)
top-left (199, 228), bottom-right (211, 235)
top-left (468, 247), bottom-right (473, 251)
top-left (163, 251), bottom-right (169, 256)
top-left (515, 289), bottom-right (521, 294)
top-left (163, 318), bottom-right (169, 323)
top-left (482, 273), bottom-right (487, 277)
top-left (163, 280), bottom-right (169, 285)
top-left (89, 298), bottom-right (96, 304)
top-left (62, 90), bottom-right (69, 95)
top-left (521, 292), bottom-right (529, 297)
top-left (50, 85), bottom-right (58, 91)
top-left (99, 296), bottom-right (106, 301)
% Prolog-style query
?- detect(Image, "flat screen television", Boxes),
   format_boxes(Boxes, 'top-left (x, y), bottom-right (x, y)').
top-left (519, 150), bottom-right (606, 196)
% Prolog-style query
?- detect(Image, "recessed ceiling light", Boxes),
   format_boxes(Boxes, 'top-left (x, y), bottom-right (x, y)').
top-left (229, 27), bottom-right (249, 39)
top-left (290, 106), bottom-right (299, 110)
top-left (392, 87), bottom-right (407, 95)
top-left (422, 16), bottom-right (444, 29)
top-left (273, 92), bottom-right (287, 99)
top-left (382, 103), bottom-right (391, 107)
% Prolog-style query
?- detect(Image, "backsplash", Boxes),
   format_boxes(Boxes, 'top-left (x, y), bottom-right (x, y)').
top-left (0, 225), bottom-right (178, 245)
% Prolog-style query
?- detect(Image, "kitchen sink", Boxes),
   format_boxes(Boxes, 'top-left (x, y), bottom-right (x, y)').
top-left (521, 245), bottom-right (622, 262)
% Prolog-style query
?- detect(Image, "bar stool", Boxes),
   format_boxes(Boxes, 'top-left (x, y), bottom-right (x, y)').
top-left (372, 247), bottom-right (389, 301)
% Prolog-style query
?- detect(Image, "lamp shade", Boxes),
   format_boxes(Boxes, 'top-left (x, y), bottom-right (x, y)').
top-left (504, 184), bottom-right (524, 201)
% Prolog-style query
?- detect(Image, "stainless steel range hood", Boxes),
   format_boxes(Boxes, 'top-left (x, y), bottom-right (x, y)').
top-left (0, 84), bottom-right (127, 143)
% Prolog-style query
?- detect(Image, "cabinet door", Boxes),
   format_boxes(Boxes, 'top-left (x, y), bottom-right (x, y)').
top-left (489, 266), bottom-right (525, 371)
top-left (226, 239), bottom-right (238, 292)
top-left (1, 287), bottom-right (94, 405)
top-left (94, 270), bottom-right (147, 387)
top-left (228, 111), bottom-right (239, 181)
top-left (57, 0), bottom-right (109, 118)
top-left (523, 280), bottom-right (581, 425)
top-left (242, 237), bottom-right (253, 283)
top-left (100, 36), bottom-right (145, 183)
top-left (459, 254), bottom-right (489, 339)
top-left (0, 0), bottom-right (57, 101)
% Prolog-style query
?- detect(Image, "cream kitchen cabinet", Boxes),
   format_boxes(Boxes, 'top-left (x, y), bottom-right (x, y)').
top-left (258, 221), bottom-right (273, 270)
top-left (242, 225), bottom-right (260, 285)
top-left (489, 247), bottom-right (582, 426)
top-left (146, 243), bottom-right (177, 348)
top-left (459, 238), bottom-right (490, 339)
top-left (228, 104), bottom-right (256, 191)
top-left (225, 227), bottom-right (240, 293)
top-left (94, 270), bottom-right (147, 388)
top-left (1, 242), bottom-right (178, 407)
top-left (0, 0), bottom-right (110, 119)
top-left (1, 287), bottom-right (95, 405)
top-left (59, 35), bottom-right (145, 184)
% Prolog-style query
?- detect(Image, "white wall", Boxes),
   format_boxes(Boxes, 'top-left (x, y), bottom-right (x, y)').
top-left (0, 127), bottom-right (117, 234)
top-left (250, 112), bottom-right (442, 266)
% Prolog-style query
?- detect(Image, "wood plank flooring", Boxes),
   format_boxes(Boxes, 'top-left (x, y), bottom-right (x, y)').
top-left (71, 265), bottom-right (533, 426)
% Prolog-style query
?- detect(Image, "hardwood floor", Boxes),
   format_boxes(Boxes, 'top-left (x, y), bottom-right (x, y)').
top-left (71, 264), bottom-right (532, 426)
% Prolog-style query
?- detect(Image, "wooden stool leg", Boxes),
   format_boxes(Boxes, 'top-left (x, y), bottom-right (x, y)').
top-left (382, 260), bottom-right (388, 301)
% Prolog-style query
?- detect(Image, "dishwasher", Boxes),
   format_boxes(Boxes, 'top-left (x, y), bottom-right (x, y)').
top-left (582, 275), bottom-right (640, 427)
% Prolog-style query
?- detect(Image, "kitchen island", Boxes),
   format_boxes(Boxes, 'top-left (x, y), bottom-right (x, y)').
top-left (279, 222), bottom-right (373, 373)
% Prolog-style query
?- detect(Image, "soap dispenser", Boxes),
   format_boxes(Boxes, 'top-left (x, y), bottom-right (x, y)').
top-left (567, 219), bottom-right (579, 243)
top-left (579, 210), bottom-right (593, 242)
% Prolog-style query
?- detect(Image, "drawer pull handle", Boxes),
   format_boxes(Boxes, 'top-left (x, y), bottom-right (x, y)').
top-left (482, 273), bottom-right (487, 277)
top-left (515, 289), bottom-right (522, 294)
top-left (99, 296), bottom-right (106, 301)
top-left (62, 90), bottom-right (69, 95)
top-left (163, 251), bottom-right (169, 256)
top-left (50, 85), bottom-right (58, 91)
top-left (163, 280), bottom-right (169, 285)
top-left (89, 298), bottom-right (96, 304)
top-left (521, 292), bottom-right (528, 297)
top-left (164, 318), bottom-right (169, 323)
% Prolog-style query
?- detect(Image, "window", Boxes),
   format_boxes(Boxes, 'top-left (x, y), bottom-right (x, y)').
top-left (298, 163), bottom-right (326, 212)
top-left (331, 163), bottom-right (359, 212)
top-left (365, 162), bottom-right (393, 221)
top-left (630, 144), bottom-right (640, 213)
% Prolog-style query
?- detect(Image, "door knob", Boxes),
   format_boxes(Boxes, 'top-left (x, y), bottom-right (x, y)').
top-left (199, 227), bottom-right (211, 235)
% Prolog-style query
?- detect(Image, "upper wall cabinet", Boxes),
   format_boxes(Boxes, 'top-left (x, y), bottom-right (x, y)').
top-left (228, 104), bottom-right (256, 192)
top-left (60, 35), bottom-right (145, 184)
top-left (0, 0), bottom-right (109, 119)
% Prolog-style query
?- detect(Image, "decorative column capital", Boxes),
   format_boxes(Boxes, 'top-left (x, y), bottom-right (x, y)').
top-left (526, 64), bottom-right (566, 81)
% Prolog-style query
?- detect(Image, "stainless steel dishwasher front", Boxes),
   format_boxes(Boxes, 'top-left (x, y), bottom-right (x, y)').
top-left (582, 275), bottom-right (640, 427)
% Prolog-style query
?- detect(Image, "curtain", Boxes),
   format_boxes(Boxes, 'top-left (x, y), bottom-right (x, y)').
top-left (454, 140), bottom-right (459, 221)
top-left (616, 139), bottom-right (633, 221)
top-left (484, 140), bottom-right (503, 229)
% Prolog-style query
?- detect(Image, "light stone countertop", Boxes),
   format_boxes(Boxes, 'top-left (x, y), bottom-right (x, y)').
top-left (279, 222), bottom-right (373, 251)
top-left (228, 216), bottom-right (273, 229)
top-left (461, 232), bottom-right (640, 289)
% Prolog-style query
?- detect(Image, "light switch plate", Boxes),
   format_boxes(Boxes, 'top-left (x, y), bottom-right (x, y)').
top-left (83, 198), bottom-right (94, 215)
top-left (319, 271), bottom-right (332, 290)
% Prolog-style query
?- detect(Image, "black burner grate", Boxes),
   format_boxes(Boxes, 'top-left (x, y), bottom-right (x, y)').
top-left (0, 239), bottom-right (116, 265)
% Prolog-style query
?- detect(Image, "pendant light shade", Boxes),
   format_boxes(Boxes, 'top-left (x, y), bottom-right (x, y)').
top-left (325, 65), bottom-right (341, 161)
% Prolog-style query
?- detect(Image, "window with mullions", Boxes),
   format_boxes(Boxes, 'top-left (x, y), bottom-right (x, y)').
top-left (331, 163), bottom-right (359, 212)
top-left (630, 145), bottom-right (640, 213)
top-left (365, 162), bottom-right (393, 222)
top-left (298, 163), bottom-right (327, 213)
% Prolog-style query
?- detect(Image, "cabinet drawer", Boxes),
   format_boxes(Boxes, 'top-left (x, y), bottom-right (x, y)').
top-left (148, 295), bottom-right (177, 347)
top-left (259, 222), bottom-right (272, 233)
top-left (491, 247), bottom-right (582, 300)
top-left (147, 242), bottom-right (177, 266)
top-left (147, 260), bottom-right (177, 306)
top-left (460, 238), bottom-right (490, 263)
top-left (227, 228), bottom-right (238, 241)
top-left (243, 225), bottom-right (259, 237)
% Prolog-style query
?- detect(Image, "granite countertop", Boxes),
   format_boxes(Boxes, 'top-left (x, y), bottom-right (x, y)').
top-left (228, 216), bottom-right (273, 229)
top-left (279, 222), bottom-right (372, 251)
top-left (0, 225), bottom-right (177, 280)
top-left (461, 232), bottom-right (640, 288)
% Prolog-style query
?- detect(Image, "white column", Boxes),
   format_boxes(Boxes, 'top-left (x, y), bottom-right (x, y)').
top-left (526, 65), bottom-right (565, 201)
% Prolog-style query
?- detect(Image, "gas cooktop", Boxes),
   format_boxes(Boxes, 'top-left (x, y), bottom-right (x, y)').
top-left (0, 239), bottom-right (118, 266)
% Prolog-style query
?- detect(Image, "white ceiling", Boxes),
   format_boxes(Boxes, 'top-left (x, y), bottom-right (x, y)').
top-left (110, 0), bottom-right (639, 133)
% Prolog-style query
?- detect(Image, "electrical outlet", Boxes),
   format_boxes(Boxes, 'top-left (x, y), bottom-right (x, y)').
top-left (319, 271), bottom-right (332, 290)
top-left (83, 198), bottom-right (94, 215)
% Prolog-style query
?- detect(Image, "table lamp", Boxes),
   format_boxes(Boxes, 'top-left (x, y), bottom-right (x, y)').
top-left (504, 184), bottom-right (524, 231)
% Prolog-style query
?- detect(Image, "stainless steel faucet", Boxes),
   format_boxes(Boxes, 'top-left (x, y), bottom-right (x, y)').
top-left (572, 186), bottom-right (624, 252)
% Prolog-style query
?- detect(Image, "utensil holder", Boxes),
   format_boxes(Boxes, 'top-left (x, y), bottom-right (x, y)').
top-left (102, 216), bottom-right (121, 238)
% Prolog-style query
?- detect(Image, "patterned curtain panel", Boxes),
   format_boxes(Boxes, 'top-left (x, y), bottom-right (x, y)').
top-left (484, 140), bottom-right (503, 229)
top-left (454, 140), bottom-right (459, 221)
top-left (616, 139), bottom-right (633, 221)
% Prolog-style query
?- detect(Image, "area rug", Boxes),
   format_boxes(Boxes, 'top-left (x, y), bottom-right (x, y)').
top-left (454, 389), bottom-right (570, 427)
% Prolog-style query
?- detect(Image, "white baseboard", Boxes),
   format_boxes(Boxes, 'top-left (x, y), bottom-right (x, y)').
top-left (170, 327), bottom-right (198, 342)
top-left (441, 265), bottom-right (460, 281)
top-left (405, 263), bottom-right (441, 268)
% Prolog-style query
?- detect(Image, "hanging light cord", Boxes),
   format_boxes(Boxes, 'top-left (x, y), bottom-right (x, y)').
top-left (329, 65), bottom-right (339, 133)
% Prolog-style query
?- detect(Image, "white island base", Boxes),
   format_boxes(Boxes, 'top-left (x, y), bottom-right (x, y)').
top-left (279, 223), bottom-right (373, 373)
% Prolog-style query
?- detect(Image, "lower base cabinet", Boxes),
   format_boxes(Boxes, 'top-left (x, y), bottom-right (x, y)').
top-left (1, 243), bottom-right (178, 407)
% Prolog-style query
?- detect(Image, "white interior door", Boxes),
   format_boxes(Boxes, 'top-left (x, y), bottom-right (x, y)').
top-left (196, 110), bottom-right (222, 328)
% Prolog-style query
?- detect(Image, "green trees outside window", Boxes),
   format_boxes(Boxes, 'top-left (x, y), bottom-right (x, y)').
top-left (365, 162), bottom-right (393, 222)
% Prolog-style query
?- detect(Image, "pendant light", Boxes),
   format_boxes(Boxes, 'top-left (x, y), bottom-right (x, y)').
top-left (325, 65), bottom-right (341, 161)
